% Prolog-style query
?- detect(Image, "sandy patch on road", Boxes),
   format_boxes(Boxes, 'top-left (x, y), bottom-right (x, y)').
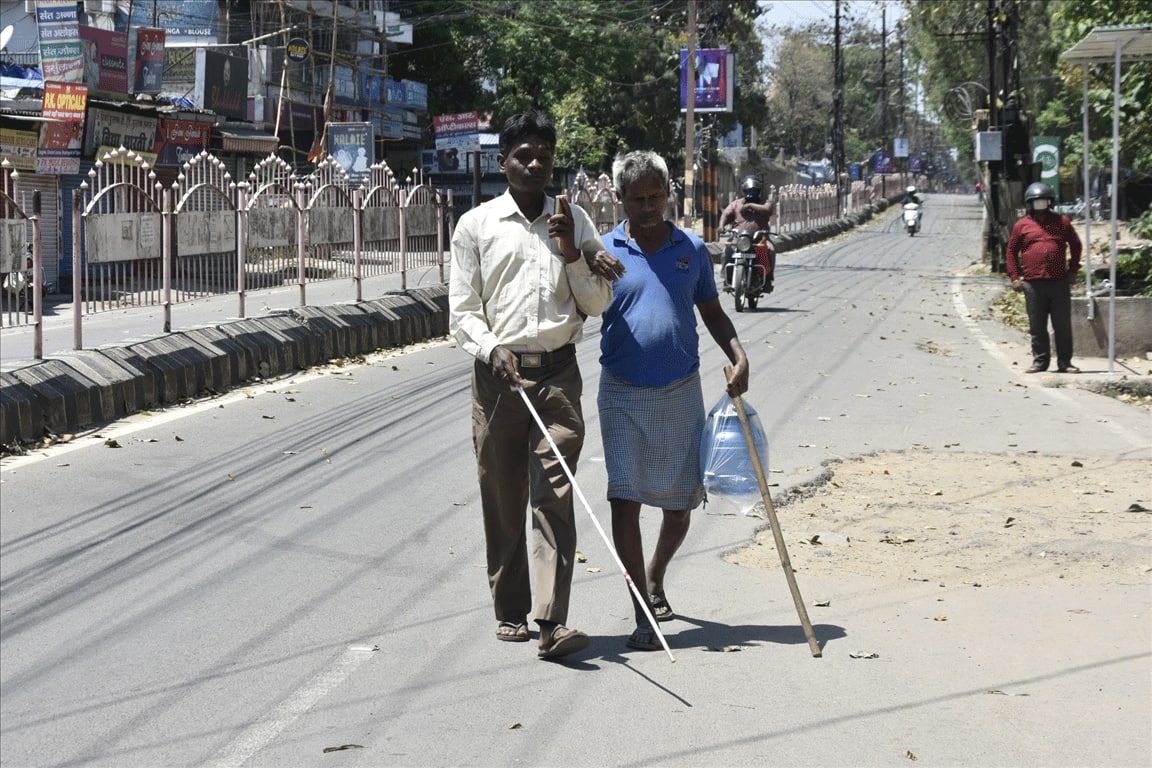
top-left (726, 451), bottom-right (1152, 587)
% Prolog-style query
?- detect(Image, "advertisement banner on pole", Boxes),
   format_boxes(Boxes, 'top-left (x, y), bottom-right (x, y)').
top-left (328, 122), bottom-right (373, 184)
top-left (1033, 136), bottom-right (1060, 192)
top-left (679, 48), bottom-right (734, 113)
top-left (873, 150), bottom-right (894, 175)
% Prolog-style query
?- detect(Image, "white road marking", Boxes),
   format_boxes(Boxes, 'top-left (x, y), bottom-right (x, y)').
top-left (204, 644), bottom-right (378, 768)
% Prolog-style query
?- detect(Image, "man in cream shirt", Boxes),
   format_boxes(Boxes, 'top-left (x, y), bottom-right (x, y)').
top-left (449, 111), bottom-right (622, 660)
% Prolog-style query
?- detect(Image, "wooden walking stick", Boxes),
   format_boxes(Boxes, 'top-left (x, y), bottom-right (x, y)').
top-left (724, 366), bottom-right (822, 657)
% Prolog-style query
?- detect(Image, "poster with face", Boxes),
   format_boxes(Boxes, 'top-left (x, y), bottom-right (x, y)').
top-left (79, 26), bottom-right (129, 97)
top-left (327, 122), bottom-right (373, 184)
top-left (38, 81), bottom-right (88, 174)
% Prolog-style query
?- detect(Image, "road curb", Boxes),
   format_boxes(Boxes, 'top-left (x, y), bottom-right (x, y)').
top-left (0, 285), bottom-right (449, 447)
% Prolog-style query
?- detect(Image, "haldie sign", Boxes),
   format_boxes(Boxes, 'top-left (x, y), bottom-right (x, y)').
top-left (286, 37), bottom-right (309, 63)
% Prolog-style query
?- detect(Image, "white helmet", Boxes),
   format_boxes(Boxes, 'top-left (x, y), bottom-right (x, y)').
top-left (906, 185), bottom-right (917, 194)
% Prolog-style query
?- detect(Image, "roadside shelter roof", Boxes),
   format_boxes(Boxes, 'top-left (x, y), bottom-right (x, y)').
top-left (1060, 25), bottom-right (1152, 64)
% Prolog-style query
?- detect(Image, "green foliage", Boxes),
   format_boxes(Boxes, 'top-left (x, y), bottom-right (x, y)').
top-left (761, 30), bottom-right (832, 158)
top-left (390, 0), bottom-right (767, 175)
top-left (904, 0), bottom-right (1152, 185)
top-left (1131, 204), bottom-right (1152, 239)
top-left (1113, 247), bottom-right (1152, 296)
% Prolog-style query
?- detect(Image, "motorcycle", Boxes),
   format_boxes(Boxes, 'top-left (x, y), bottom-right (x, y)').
top-left (721, 228), bottom-right (774, 312)
top-left (902, 202), bottom-right (922, 236)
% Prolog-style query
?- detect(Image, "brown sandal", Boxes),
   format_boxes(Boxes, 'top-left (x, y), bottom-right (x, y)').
top-left (496, 621), bottom-right (529, 643)
top-left (537, 626), bottom-right (589, 659)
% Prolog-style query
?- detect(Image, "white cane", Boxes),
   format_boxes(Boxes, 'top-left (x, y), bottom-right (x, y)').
top-left (516, 385), bottom-right (675, 662)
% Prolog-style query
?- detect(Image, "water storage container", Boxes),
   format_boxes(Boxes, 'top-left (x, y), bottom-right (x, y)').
top-left (700, 395), bottom-right (768, 506)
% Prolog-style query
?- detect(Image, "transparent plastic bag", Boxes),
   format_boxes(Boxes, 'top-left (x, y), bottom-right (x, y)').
top-left (700, 394), bottom-right (769, 516)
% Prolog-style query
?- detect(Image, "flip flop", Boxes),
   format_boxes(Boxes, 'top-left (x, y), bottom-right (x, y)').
top-left (537, 626), bottom-right (590, 660)
top-left (496, 621), bottom-right (529, 643)
top-left (650, 592), bottom-right (675, 622)
top-left (626, 625), bottom-right (662, 651)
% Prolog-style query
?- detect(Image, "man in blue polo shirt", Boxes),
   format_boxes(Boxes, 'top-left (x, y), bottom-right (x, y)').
top-left (597, 150), bottom-right (750, 651)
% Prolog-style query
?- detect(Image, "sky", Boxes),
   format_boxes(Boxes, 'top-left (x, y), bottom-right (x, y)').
top-left (760, 0), bottom-right (905, 31)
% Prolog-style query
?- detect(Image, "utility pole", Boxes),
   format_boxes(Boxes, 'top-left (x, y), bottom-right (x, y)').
top-left (683, 0), bottom-right (697, 228)
top-left (898, 22), bottom-right (905, 184)
top-left (879, 5), bottom-right (888, 159)
top-left (982, 0), bottom-right (1026, 272)
top-left (833, 0), bottom-right (845, 213)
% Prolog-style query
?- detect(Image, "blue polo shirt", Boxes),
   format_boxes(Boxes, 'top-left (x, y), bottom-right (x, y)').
top-left (599, 221), bottom-right (719, 387)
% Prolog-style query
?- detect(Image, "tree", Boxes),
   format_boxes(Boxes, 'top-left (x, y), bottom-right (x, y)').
top-left (388, 0), bottom-right (767, 175)
top-left (903, 0), bottom-right (1150, 198)
top-left (760, 29), bottom-right (832, 160)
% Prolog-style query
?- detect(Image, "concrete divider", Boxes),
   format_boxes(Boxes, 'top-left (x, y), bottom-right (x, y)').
top-left (0, 286), bottom-right (451, 447)
top-left (1072, 296), bottom-right (1152, 358)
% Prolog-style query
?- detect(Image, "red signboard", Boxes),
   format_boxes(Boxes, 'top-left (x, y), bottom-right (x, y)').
top-left (131, 28), bottom-right (165, 94)
top-left (39, 81), bottom-right (88, 173)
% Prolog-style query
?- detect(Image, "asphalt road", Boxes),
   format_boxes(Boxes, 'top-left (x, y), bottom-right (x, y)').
top-left (2, 195), bottom-right (1149, 768)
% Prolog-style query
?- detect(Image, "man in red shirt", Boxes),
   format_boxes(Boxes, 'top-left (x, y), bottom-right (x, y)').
top-left (1005, 182), bottom-right (1083, 373)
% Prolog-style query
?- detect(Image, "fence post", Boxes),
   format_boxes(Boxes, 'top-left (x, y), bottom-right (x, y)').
top-left (72, 184), bottom-right (83, 350)
top-left (296, 181), bottom-right (307, 306)
top-left (161, 184), bottom-right (172, 333)
top-left (435, 189), bottom-right (446, 284)
top-left (399, 187), bottom-right (409, 291)
top-left (236, 181), bottom-right (248, 318)
top-left (353, 187), bottom-right (363, 303)
top-left (31, 190), bottom-right (43, 360)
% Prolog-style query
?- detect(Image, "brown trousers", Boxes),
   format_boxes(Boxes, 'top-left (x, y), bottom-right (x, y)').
top-left (471, 358), bottom-right (584, 627)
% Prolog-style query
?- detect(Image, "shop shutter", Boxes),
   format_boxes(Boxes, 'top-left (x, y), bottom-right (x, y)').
top-left (15, 174), bottom-right (61, 293)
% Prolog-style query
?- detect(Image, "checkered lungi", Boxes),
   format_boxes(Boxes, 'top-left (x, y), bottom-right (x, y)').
top-left (598, 369), bottom-right (706, 510)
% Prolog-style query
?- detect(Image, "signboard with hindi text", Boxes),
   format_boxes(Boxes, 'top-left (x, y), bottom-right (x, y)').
top-left (84, 107), bottom-right (157, 163)
top-left (130, 28), bottom-right (166, 94)
top-left (36, 0), bottom-right (84, 83)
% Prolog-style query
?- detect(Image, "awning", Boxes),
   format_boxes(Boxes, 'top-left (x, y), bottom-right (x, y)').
top-left (214, 126), bottom-right (279, 154)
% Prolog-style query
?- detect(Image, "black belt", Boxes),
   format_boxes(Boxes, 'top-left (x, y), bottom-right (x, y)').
top-left (513, 344), bottom-right (576, 369)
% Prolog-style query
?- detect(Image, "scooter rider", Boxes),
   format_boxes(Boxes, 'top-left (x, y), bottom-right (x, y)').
top-left (901, 185), bottom-right (923, 232)
top-left (720, 176), bottom-right (776, 288)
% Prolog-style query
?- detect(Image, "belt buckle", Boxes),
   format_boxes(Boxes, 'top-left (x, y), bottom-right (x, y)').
top-left (520, 353), bottom-right (543, 368)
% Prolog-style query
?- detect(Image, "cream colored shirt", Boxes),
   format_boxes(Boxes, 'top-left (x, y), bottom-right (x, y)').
top-left (449, 190), bottom-right (613, 363)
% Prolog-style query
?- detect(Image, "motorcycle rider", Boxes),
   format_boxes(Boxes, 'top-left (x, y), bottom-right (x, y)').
top-left (719, 175), bottom-right (776, 288)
